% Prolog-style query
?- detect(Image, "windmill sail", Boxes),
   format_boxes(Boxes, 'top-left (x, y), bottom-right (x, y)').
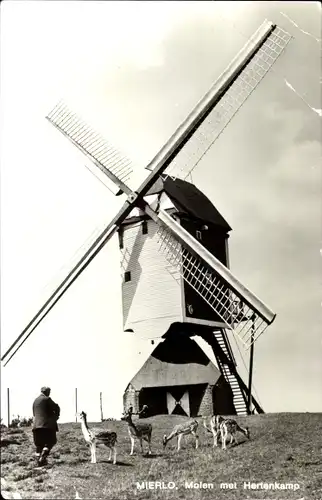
top-left (46, 102), bottom-right (133, 195)
top-left (2, 20), bottom-right (288, 365)
top-left (163, 25), bottom-right (292, 180)
top-left (156, 209), bottom-right (275, 349)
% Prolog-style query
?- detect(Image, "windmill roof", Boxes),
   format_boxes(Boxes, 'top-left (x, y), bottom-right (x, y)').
top-left (128, 335), bottom-right (221, 390)
top-left (147, 177), bottom-right (231, 230)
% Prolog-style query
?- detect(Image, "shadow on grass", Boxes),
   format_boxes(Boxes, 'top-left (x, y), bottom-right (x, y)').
top-left (5, 429), bottom-right (25, 435)
top-left (228, 439), bottom-right (250, 448)
top-left (100, 460), bottom-right (134, 466)
top-left (142, 453), bottom-right (163, 459)
top-left (53, 457), bottom-right (89, 466)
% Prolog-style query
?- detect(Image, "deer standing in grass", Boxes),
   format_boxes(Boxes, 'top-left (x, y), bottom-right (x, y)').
top-left (220, 418), bottom-right (250, 450)
top-left (163, 419), bottom-right (199, 451)
top-left (78, 411), bottom-right (117, 464)
top-left (121, 411), bottom-right (152, 455)
top-left (202, 415), bottom-right (224, 447)
top-left (203, 415), bottom-right (249, 450)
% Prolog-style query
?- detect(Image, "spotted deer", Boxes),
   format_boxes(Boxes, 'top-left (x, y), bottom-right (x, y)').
top-left (220, 418), bottom-right (250, 449)
top-left (163, 419), bottom-right (199, 451)
top-left (202, 415), bottom-right (223, 447)
top-left (203, 415), bottom-right (250, 449)
top-left (78, 411), bottom-right (117, 464)
top-left (121, 411), bottom-right (152, 455)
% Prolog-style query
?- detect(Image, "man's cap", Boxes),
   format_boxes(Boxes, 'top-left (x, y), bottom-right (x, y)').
top-left (41, 386), bottom-right (50, 393)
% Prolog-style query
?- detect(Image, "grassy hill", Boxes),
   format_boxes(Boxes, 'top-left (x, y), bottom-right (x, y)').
top-left (1, 413), bottom-right (322, 499)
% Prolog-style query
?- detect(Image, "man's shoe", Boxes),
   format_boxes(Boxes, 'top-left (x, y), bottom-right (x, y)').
top-left (37, 457), bottom-right (48, 466)
top-left (38, 447), bottom-right (49, 466)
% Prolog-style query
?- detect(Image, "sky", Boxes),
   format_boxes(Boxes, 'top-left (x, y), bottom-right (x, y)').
top-left (0, 1), bottom-right (321, 424)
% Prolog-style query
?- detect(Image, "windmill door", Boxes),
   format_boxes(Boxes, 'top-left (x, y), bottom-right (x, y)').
top-left (166, 389), bottom-right (190, 416)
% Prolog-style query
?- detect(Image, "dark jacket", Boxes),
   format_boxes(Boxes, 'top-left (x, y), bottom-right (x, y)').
top-left (32, 394), bottom-right (60, 431)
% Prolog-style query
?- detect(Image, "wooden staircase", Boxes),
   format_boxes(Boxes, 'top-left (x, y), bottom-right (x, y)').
top-left (198, 327), bottom-right (264, 415)
top-left (213, 330), bottom-right (248, 415)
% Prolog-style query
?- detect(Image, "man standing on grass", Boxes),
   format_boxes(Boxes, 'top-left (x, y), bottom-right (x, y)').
top-left (32, 386), bottom-right (60, 466)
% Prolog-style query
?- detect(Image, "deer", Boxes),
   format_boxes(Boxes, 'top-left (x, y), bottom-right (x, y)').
top-left (202, 415), bottom-right (224, 447)
top-left (203, 415), bottom-right (249, 450)
top-left (78, 411), bottom-right (117, 464)
top-left (220, 418), bottom-right (250, 450)
top-left (163, 419), bottom-right (199, 451)
top-left (121, 410), bottom-right (152, 455)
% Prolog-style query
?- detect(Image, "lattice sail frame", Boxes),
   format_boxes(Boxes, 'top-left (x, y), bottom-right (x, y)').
top-left (165, 25), bottom-right (292, 180)
top-left (46, 102), bottom-right (133, 191)
top-left (156, 210), bottom-right (275, 349)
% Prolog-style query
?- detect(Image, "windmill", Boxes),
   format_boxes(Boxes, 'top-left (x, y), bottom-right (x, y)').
top-left (1, 20), bottom-right (291, 415)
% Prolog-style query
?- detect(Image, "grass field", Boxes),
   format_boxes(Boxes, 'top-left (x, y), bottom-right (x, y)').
top-left (1, 413), bottom-right (322, 500)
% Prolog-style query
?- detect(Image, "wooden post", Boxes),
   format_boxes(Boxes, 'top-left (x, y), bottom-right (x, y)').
top-left (7, 388), bottom-right (10, 427)
top-left (75, 388), bottom-right (78, 422)
top-left (100, 392), bottom-right (103, 422)
top-left (247, 318), bottom-right (255, 414)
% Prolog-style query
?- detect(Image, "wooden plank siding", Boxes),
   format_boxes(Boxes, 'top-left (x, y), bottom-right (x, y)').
top-left (120, 219), bottom-right (183, 339)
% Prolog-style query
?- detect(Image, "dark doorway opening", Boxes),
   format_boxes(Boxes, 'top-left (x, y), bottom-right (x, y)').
top-left (139, 387), bottom-right (167, 417)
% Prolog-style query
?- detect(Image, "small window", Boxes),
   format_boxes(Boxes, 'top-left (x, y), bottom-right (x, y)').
top-left (142, 220), bottom-right (148, 235)
top-left (124, 271), bottom-right (131, 283)
top-left (196, 230), bottom-right (202, 240)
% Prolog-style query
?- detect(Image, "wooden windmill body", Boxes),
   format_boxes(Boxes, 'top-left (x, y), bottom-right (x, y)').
top-left (120, 176), bottom-right (249, 416)
top-left (120, 176), bottom-right (231, 338)
top-left (1, 21), bottom-right (292, 417)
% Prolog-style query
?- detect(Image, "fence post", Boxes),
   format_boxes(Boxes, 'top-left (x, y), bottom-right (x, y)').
top-left (7, 388), bottom-right (10, 427)
top-left (100, 392), bottom-right (103, 422)
top-left (75, 388), bottom-right (78, 422)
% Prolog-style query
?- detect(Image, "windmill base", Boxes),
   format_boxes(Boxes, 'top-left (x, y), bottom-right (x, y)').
top-left (123, 378), bottom-right (236, 418)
